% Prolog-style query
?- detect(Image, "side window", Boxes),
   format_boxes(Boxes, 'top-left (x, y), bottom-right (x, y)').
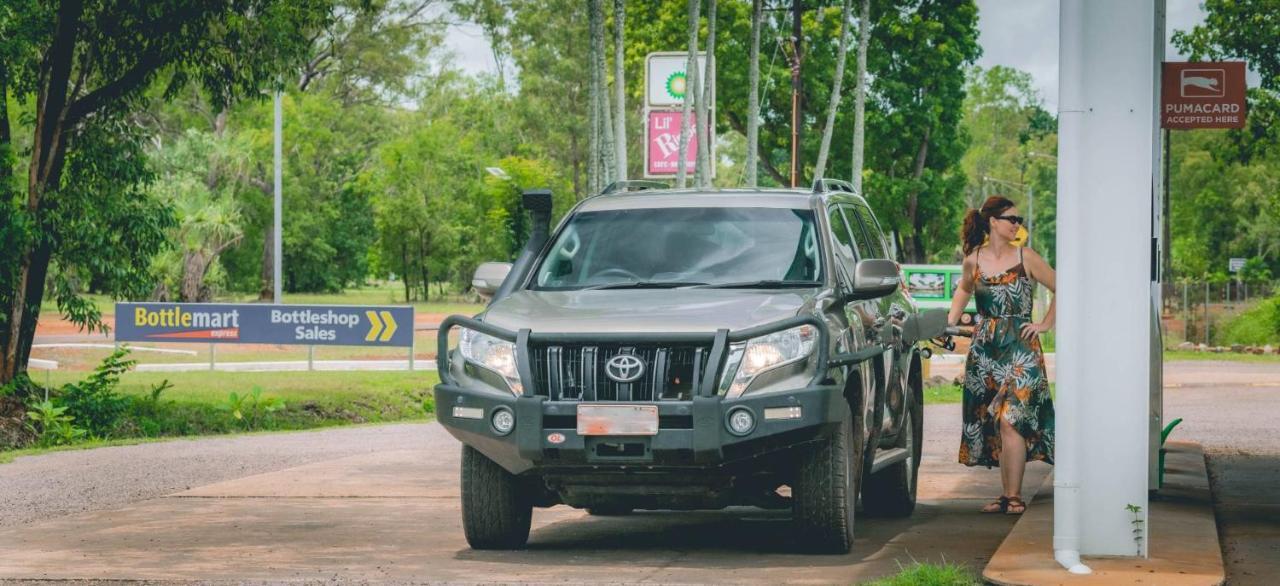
top-left (839, 205), bottom-right (875, 260)
top-left (827, 206), bottom-right (858, 279)
top-left (850, 204), bottom-right (890, 259)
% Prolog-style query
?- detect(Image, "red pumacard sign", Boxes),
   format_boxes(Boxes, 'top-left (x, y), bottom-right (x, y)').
top-left (1161, 61), bottom-right (1248, 129)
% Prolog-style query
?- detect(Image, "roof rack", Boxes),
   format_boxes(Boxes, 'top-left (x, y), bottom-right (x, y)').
top-left (812, 178), bottom-right (858, 195)
top-left (600, 180), bottom-right (670, 195)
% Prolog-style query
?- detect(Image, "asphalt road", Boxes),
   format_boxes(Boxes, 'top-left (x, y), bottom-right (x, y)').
top-left (0, 360), bottom-right (1273, 584)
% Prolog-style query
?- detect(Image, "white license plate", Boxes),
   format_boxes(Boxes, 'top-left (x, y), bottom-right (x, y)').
top-left (577, 404), bottom-right (659, 436)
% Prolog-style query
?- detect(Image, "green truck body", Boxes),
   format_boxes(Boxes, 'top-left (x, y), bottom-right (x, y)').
top-left (901, 264), bottom-right (976, 321)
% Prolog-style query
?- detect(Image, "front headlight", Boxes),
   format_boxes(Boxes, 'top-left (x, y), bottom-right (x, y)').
top-left (458, 328), bottom-right (524, 395)
top-left (718, 324), bottom-right (818, 398)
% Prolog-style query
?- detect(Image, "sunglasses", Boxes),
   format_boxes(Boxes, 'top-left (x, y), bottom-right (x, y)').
top-left (995, 214), bottom-right (1024, 226)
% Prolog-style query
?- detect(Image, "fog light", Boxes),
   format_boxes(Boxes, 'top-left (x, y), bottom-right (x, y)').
top-left (726, 408), bottom-right (756, 436)
top-left (491, 407), bottom-right (516, 435)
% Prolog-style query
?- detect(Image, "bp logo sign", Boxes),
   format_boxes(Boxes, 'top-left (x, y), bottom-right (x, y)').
top-left (646, 52), bottom-right (707, 107)
top-left (665, 71), bottom-right (687, 100)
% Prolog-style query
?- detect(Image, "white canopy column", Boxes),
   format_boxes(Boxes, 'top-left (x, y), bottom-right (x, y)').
top-left (1055, 0), bottom-right (1164, 567)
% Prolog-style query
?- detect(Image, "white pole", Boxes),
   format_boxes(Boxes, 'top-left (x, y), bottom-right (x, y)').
top-left (1054, 0), bottom-right (1088, 572)
top-left (1057, 0), bottom-right (1160, 565)
top-left (273, 91), bottom-right (284, 305)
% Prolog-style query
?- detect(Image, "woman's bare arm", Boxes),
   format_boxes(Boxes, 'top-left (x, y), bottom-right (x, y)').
top-left (1022, 248), bottom-right (1056, 336)
top-left (948, 255), bottom-right (977, 326)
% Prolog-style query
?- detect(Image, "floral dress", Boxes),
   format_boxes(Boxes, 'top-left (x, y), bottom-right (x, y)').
top-left (959, 247), bottom-right (1055, 468)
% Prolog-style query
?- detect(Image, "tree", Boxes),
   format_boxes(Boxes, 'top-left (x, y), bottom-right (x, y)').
top-left (676, 0), bottom-right (702, 188)
top-left (0, 0), bottom-right (332, 384)
top-left (613, 0), bottom-right (629, 180)
top-left (696, 0), bottom-right (716, 186)
top-left (864, 0), bottom-right (981, 262)
top-left (592, 0), bottom-right (617, 189)
top-left (744, 0), bottom-right (763, 187)
top-left (1171, 0), bottom-right (1280, 282)
top-left (501, 0), bottom-right (590, 198)
top-left (849, 0), bottom-right (870, 192)
top-left (148, 129), bottom-right (251, 301)
top-left (813, 0), bottom-right (853, 181)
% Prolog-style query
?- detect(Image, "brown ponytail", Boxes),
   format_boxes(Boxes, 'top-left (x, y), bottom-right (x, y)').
top-left (961, 195), bottom-right (1015, 256)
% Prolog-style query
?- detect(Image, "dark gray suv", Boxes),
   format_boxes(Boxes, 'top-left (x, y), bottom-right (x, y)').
top-left (435, 181), bottom-right (944, 553)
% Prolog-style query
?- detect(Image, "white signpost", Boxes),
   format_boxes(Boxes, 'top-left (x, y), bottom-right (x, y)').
top-left (644, 52), bottom-right (714, 180)
top-left (1229, 257), bottom-right (1246, 273)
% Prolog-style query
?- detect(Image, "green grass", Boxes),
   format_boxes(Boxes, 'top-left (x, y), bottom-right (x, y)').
top-left (0, 419), bottom-right (421, 464)
top-left (4, 370), bottom-right (438, 455)
top-left (863, 561), bottom-right (981, 585)
top-left (1163, 349), bottom-right (1280, 363)
top-left (925, 384), bottom-right (963, 405)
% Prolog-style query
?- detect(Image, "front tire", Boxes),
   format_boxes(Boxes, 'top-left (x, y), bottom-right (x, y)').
top-left (792, 399), bottom-right (860, 554)
top-left (461, 445), bottom-right (532, 549)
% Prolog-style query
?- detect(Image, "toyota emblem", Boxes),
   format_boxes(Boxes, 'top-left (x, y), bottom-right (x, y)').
top-left (604, 354), bottom-right (645, 383)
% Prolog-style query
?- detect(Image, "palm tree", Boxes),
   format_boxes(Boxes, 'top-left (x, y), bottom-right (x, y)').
top-left (676, 0), bottom-right (701, 188)
top-left (695, 0), bottom-right (716, 187)
top-left (814, 0), bottom-right (853, 181)
top-left (745, 0), bottom-right (763, 187)
top-left (587, 0), bottom-right (601, 193)
top-left (613, 0), bottom-right (628, 180)
top-left (850, 0), bottom-right (871, 192)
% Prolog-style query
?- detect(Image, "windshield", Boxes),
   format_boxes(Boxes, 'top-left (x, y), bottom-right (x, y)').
top-left (532, 207), bottom-right (822, 290)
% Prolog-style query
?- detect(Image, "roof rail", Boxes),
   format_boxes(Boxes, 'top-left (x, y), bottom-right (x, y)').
top-left (812, 178), bottom-right (858, 195)
top-left (600, 180), bottom-right (669, 195)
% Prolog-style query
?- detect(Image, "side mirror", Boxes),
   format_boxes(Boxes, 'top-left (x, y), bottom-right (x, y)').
top-left (472, 262), bottom-right (513, 300)
top-left (848, 258), bottom-right (900, 300)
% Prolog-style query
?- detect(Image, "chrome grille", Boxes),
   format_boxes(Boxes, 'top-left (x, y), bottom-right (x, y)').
top-left (530, 344), bottom-right (709, 401)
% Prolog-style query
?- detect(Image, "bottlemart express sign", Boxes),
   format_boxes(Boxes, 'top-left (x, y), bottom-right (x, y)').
top-left (116, 303), bottom-right (413, 347)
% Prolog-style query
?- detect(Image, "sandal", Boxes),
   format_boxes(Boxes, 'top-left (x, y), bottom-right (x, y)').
top-left (1005, 496), bottom-right (1027, 515)
top-left (981, 496), bottom-right (1010, 513)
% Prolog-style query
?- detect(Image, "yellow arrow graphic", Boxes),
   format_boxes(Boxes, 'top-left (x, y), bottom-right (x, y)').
top-left (365, 310), bottom-right (383, 342)
top-left (378, 311), bottom-right (397, 342)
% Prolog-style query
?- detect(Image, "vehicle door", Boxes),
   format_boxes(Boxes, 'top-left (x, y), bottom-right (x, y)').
top-left (825, 204), bottom-right (876, 432)
top-left (845, 202), bottom-right (910, 440)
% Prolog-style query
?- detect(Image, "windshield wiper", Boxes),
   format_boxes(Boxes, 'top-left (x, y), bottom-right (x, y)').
top-left (581, 280), bottom-right (710, 291)
top-left (694, 280), bottom-right (822, 289)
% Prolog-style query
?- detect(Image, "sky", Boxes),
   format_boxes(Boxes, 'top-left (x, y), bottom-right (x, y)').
top-left (974, 1), bottom-right (1209, 111)
top-left (440, 1), bottom-right (1214, 112)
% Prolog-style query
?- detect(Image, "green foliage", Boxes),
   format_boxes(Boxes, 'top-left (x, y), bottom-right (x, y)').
top-left (1220, 296), bottom-right (1280, 346)
top-left (148, 129), bottom-right (250, 300)
top-left (1, 0), bottom-right (339, 383)
top-left (24, 400), bottom-right (87, 448)
top-left (222, 387), bottom-right (285, 430)
top-left (957, 66), bottom-right (1057, 263)
top-left (612, 0), bottom-right (981, 261)
top-left (55, 348), bottom-right (135, 437)
top-left (1169, 1), bottom-right (1280, 282)
top-left (358, 101), bottom-right (573, 299)
top-left (864, 560), bottom-right (980, 586)
top-left (1125, 503), bottom-right (1145, 551)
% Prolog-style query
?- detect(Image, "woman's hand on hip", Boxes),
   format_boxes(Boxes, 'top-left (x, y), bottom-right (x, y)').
top-left (1020, 321), bottom-right (1052, 340)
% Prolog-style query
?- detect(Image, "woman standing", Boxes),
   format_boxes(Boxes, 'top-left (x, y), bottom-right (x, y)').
top-left (948, 195), bottom-right (1056, 515)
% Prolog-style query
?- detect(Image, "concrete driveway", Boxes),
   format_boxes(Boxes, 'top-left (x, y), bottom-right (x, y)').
top-left (0, 359), bottom-right (1273, 583)
top-left (0, 404), bottom-right (1046, 584)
